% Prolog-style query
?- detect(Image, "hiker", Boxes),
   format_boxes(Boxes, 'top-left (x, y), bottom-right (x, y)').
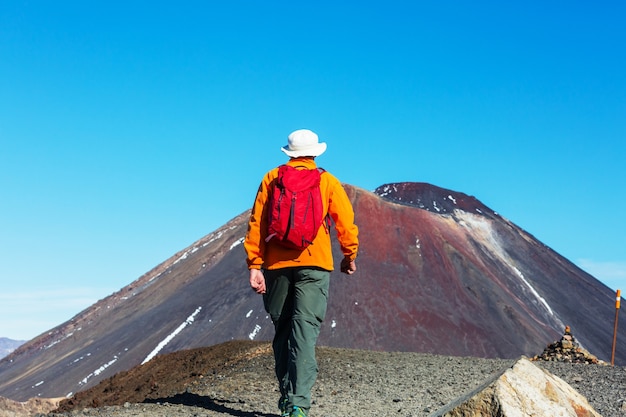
top-left (244, 129), bottom-right (359, 417)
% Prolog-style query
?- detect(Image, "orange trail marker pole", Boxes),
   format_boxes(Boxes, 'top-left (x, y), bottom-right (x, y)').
top-left (611, 289), bottom-right (621, 366)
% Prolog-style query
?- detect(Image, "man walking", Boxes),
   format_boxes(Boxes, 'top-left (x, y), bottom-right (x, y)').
top-left (244, 129), bottom-right (359, 417)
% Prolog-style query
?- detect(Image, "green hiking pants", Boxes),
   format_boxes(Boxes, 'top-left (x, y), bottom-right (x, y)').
top-left (263, 267), bottom-right (330, 414)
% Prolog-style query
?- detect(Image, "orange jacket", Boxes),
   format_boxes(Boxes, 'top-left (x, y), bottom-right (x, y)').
top-left (244, 158), bottom-right (359, 271)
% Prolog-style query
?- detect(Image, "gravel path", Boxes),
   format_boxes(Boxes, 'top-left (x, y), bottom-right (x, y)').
top-left (39, 345), bottom-right (626, 417)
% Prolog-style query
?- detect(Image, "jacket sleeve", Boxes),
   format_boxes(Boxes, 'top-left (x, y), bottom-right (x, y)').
top-left (327, 178), bottom-right (359, 261)
top-left (244, 172), bottom-right (272, 270)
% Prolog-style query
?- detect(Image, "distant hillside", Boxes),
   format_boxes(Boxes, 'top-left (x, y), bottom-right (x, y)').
top-left (0, 338), bottom-right (25, 359)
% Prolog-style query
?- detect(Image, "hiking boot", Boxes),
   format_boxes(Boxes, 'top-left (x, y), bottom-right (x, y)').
top-left (278, 397), bottom-right (289, 417)
top-left (290, 406), bottom-right (307, 417)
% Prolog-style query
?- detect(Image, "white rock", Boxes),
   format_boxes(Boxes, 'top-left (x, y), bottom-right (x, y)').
top-left (430, 357), bottom-right (601, 417)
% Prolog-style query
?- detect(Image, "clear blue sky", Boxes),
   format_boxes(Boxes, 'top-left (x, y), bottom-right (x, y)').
top-left (1, 1), bottom-right (624, 341)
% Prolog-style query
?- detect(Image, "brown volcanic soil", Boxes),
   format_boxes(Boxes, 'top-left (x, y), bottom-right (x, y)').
top-left (37, 341), bottom-right (626, 417)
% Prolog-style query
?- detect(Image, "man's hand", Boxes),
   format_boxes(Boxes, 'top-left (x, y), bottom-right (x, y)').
top-left (249, 269), bottom-right (266, 294)
top-left (340, 257), bottom-right (357, 275)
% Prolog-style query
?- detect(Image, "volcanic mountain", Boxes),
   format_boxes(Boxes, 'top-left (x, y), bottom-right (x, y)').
top-left (0, 182), bottom-right (621, 402)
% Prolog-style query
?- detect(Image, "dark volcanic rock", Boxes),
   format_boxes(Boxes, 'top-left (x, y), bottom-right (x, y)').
top-left (375, 182), bottom-right (494, 215)
top-left (0, 182), bottom-right (622, 402)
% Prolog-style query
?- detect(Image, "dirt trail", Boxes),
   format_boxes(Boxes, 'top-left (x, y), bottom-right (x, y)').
top-left (3, 341), bottom-right (624, 417)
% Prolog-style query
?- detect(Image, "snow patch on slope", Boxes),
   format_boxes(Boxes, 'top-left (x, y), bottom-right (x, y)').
top-left (230, 237), bottom-right (244, 250)
top-left (377, 184), bottom-right (398, 197)
top-left (456, 211), bottom-right (560, 321)
top-left (43, 328), bottom-right (83, 350)
top-left (248, 324), bottom-right (262, 340)
top-left (512, 267), bottom-right (554, 315)
top-left (456, 212), bottom-right (506, 259)
top-left (141, 306), bottom-right (202, 365)
top-left (77, 355), bottom-right (120, 390)
top-left (134, 225), bottom-right (242, 297)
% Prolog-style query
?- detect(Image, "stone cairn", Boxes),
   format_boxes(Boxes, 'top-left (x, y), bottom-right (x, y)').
top-left (532, 326), bottom-right (605, 364)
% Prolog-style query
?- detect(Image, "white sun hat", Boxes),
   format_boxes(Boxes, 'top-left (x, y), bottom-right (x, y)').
top-left (281, 129), bottom-right (327, 158)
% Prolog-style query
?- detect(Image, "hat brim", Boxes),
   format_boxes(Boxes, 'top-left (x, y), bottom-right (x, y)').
top-left (281, 142), bottom-right (327, 158)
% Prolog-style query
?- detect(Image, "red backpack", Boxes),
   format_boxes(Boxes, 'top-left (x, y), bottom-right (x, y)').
top-left (265, 164), bottom-right (326, 250)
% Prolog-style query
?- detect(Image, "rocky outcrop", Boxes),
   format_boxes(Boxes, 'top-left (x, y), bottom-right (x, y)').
top-left (0, 396), bottom-right (61, 417)
top-left (430, 357), bottom-right (601, 417)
